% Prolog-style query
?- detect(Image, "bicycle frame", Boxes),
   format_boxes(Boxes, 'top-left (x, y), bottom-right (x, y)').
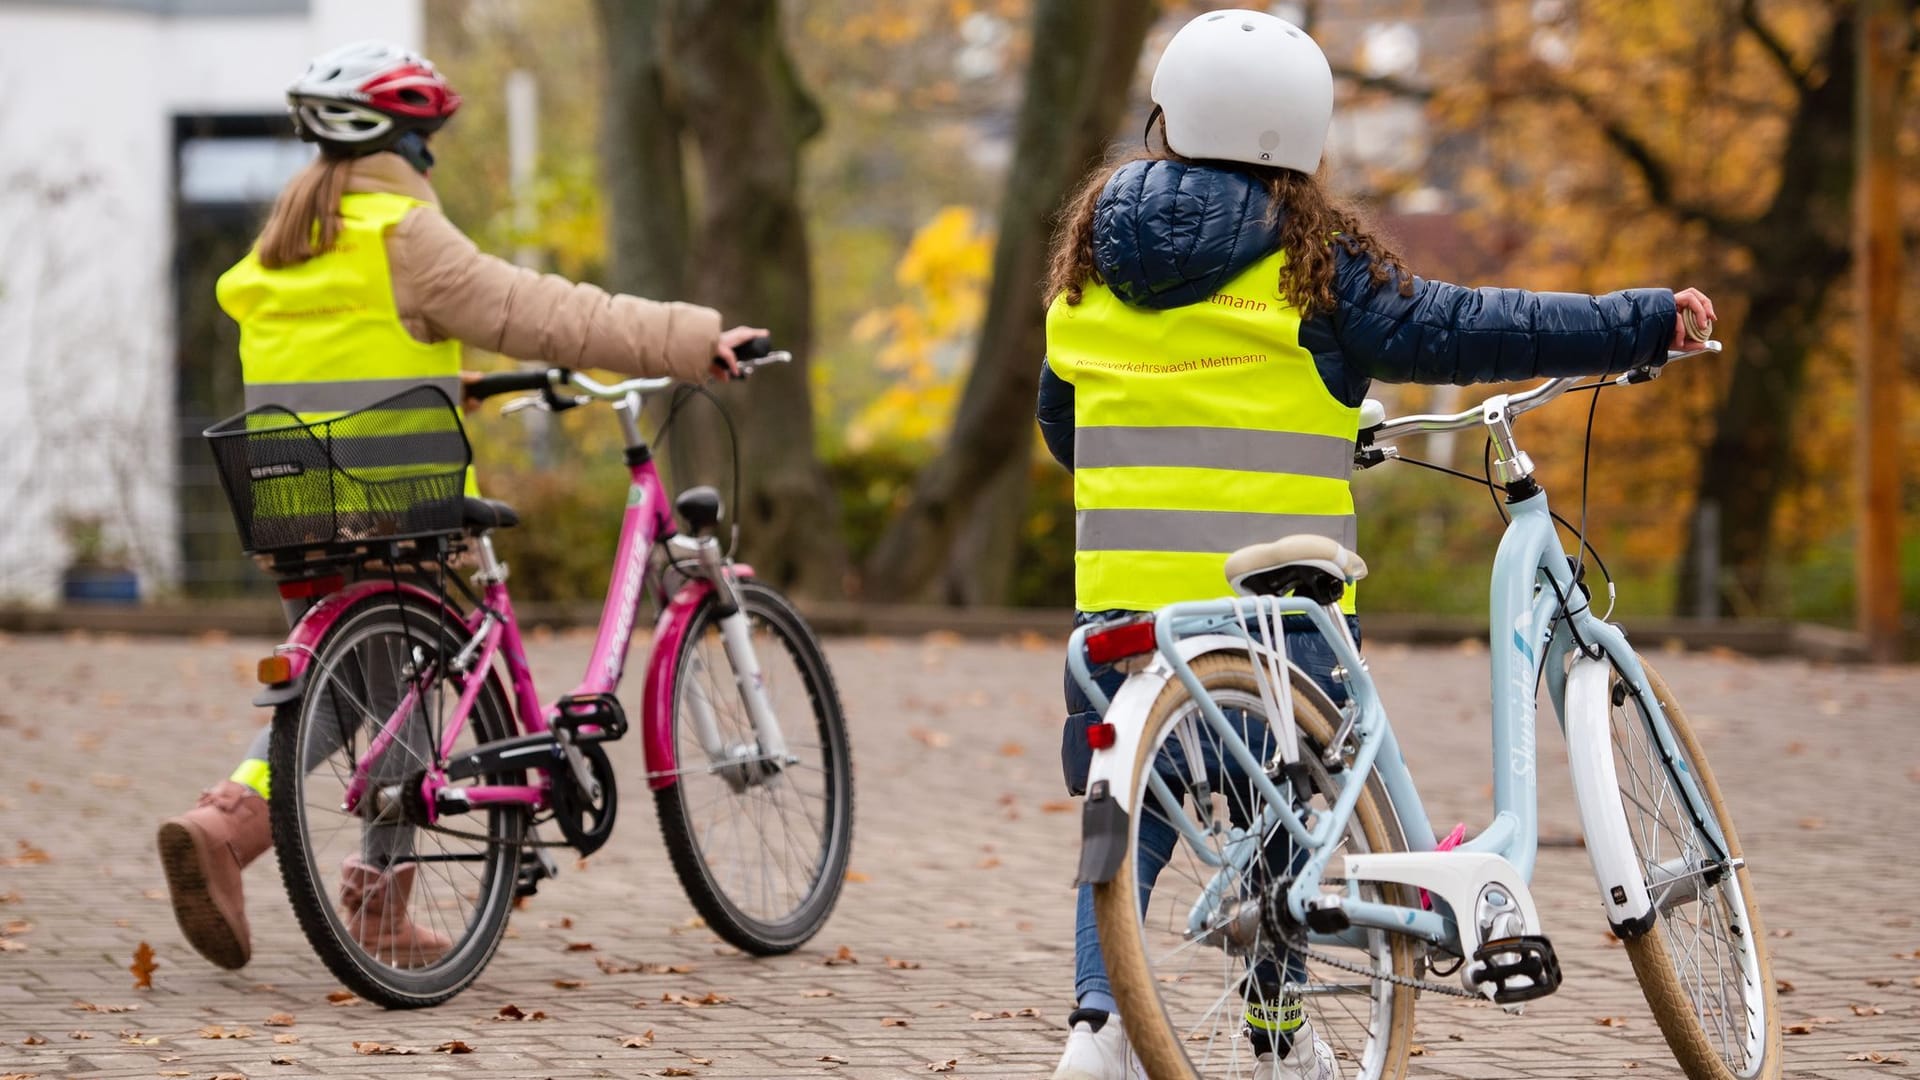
top-left (260, 410), bottom-right (761, 820)
top-left (1073, 479), bottom-right (1731, 961)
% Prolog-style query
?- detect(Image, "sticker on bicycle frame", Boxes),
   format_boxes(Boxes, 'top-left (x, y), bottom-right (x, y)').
top-left (249, 462), bottom-right (305, 480)
top-left (627, 485), bottom-right (647, 507)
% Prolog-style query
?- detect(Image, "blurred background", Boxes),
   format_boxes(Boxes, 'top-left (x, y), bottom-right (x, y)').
top-left (0, 0), bottom-right (1913, 653)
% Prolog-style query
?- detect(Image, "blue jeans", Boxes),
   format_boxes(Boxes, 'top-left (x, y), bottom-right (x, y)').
top-left (1062, 612), bottom-right (1358, 1016)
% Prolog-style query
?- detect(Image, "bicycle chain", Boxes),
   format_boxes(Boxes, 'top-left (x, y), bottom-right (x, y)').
top-left (1287, 937), bottom-right (1483, 999)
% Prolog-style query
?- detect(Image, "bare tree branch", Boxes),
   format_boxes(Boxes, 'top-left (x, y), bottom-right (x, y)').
top-left (1540, 80), bottom-right (1748, 242)
top-left (1738, 0), bottom-right (1811, 94)
top-left (1330, 65), bottom-right (1435, 101)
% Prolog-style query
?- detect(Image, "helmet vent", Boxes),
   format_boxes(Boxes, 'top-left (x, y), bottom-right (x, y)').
top-left (1207, 13), bottom-right (1224, 20)
top-left (1242, 22), bottom-right (1255, 30)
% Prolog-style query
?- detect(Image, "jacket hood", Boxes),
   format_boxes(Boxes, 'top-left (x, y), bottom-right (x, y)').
top-left (1092, 158), bottom-right (1279, 311)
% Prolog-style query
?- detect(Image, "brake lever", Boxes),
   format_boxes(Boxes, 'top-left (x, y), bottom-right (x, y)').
top-left (500, 394), bottom-right (544, 416)
top-left (733, 349), bottom-right (793, 380)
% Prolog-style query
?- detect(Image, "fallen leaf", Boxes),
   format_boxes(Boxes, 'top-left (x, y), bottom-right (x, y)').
top-left (352, 1040), bottom-right (416, 1055)
top-left (819, 1054), bottom-right (849, 1063)
top-left (325, 990), bottom-right (358, 1006)
top-left (0, 940), bottom-right (26, 953)
top-left (129, 942), bottom-right (157, 990)
top-left (565, 941), bottom-right (596, 952)
top-left (67, 1030), bottom-right (91, 1040)
top-left (1, 920), bottom-right (31, 935)
top-left (1409, 1045), bottom-right (1427, 1056)
top-left (1866, 977), bottom-right (1894, 987)
top-left (1595, 1016), bottom-right (1628, 1028)
top-left (553, 978), bottom-right (588, 990)
top-left (0, 840), bottom-right (52, 866)
top-left (997, 741), bottom-right (1025, 757)
top-left (1783, 741), bottom-right (1806, 756)
top-left (1797, 817), bottom-right (1825, 831)
top-left (885, 956), bottom-right (922, 970)
top-left (0, 890), bottom-right (18, 904)
top-left (661, 991), bottom-right (733, 1007)
top-left (1851, 1004), bottom-right (1887, 1016)
top-left (844, 869), bottom-right (872, 883)
top-left (802, 988), bottom-right (835, 998)
top-left (597, 958), bottom-right (695, 975)
top-left (662, 1069), bottom-right (697, 1077)
top-left (928, 1060), bottom-right (958, 1073)
top-left (969, 1011), bottom-right (997, 1021)
top-left (434, 1040), bottom-right (475, 1054)
top-left (824, 944), bottom-right (859, 966)
top-left (269, 1055), bottom-right (298, 1065)
top-left (682, 1055), bottom-right (714, 1065)
top-left (909, 727), bottom-right (952, 749)
top-left (1769, 928), bottom-right (1793, 939)
top-left (1847, 1052), bottom-right (1910, 1065)
top-left (273, 1034), bottom-right (299, 1044)
top-left (197, 1025), bottom-right (254, 1040)
top-left (71, 1000), bottom-right (136, 1013)
top-left (882, 1017), bottom-right (910, 1027)
top-left (977, 855), bottom-right (1002, 869)
top-left (944, 918), bottom-right (974, 929)
top-left (540, 916), bottom-right (576, 930)
top-left (617, 1031), bottom-right (655, 1048)
top-left (263, 1012), bottom-right (295, 1027)
top-left (1775, 979), bottom-right (1795, 994)
top-left (1040, 799), bottom-right (1076, 813)
top-left (19, 1035), bottom-right (47, 1045)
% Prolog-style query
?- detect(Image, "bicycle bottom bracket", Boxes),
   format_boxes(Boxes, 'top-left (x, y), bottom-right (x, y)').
top-left (1466, 934), bottom-right (1562, 1004)
top-left (552, 739), bottom-right (618, 856)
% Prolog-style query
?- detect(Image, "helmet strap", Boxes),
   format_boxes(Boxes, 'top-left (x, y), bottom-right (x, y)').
top-left (392, 130), bottom-right (435, 175)
top-left (1141, 105), bottom-right (1164, 151)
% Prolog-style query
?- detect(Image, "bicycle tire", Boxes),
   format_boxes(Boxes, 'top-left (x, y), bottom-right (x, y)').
top-left (1613, 658), bottom-right (1781, 1080)
top-left (1094, 651), bottom-right (1417, 1080)
top-left (654, 579), bottom-right (853, 954)
top-left (269, 592), bottom-right (526, 1009)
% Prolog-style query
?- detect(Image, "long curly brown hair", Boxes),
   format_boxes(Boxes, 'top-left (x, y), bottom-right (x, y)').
top-left (1045, 143), bottom-right (1413, 316)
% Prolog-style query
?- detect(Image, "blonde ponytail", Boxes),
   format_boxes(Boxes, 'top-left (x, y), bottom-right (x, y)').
top-left (256, 154), bottom-right (353, 269)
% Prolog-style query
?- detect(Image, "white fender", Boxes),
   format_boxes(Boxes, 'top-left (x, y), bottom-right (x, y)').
top-left (1564, 654), bottom-right (1655, 936)
top-left (1084, 634), bottom-right (1247, 814)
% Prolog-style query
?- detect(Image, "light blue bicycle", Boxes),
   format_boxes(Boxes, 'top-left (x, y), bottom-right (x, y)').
top-left (1070, 342), bottom-right (1779, 1080)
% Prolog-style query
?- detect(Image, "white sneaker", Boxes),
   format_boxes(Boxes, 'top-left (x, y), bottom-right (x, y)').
top-left (1253, 1023), bottom-right (1342, 1080)
top-left (1051, 1012), bottom-right (1147, 1080)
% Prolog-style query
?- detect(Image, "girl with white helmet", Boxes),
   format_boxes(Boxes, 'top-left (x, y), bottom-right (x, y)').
top-left (156, 40), bottom-right (766, 975)
top-left (1041, 11), bottom-right (1715, 1080)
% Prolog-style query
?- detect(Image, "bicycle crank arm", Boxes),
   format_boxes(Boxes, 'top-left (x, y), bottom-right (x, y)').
top-left (441, 732), bottom-right (565, 782)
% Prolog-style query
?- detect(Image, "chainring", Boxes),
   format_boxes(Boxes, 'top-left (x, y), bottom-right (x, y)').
top-left (551, 740), bottom-right (618, 856)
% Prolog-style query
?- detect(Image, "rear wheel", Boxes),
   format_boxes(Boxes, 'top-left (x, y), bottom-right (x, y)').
top-left (269, 593), bottom-right (525, 1008)
top-left (1094, 652), bottom-right (1417, 1080)
top-left (654, 579), bottom-right (853, 954)
top-left (1612, 658), bottom-right (1780, 1080)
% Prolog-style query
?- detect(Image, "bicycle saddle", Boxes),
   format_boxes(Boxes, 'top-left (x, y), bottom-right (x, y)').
top-left (463, 497), bottom-right (521, 530)
top-left (1225, 534), bottom-right (1368, 603)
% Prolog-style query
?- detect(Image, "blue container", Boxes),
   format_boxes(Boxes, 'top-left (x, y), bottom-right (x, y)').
top-left (61, 568), bottom-right (141, 604)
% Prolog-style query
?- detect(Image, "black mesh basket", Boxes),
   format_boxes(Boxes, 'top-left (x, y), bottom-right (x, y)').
top-left (204, 384), bottom-right (473, 555)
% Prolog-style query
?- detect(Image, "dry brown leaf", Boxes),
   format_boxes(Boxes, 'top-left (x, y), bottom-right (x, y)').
top-left (434, 1040), bottom-right (475, 1054)
top-left (1040, 799), bottom-right (1077, 814)
top-left (0, 939), bottom-right (25, 953)
top-left (1783, 741), bottom-right (1806, 756)
top-left (824, 944), bottom-right (859, 966)
top-left (540, 915), bottom-right (576, 930)
top-left (19, 1035), bottom-right (47, 1045)
top-left (129, 942), bottom-right (156, 990)
top-left (683, 1055), bottom-right (714, 1065)
top-left (1847, 1052), bottom-right (1910, 1065)
top-left (819, 1054), bottom-right (849, 1064)
top-left (196, 1025), bottom-right (254, 1040)
top-left (844, 869), bottom-right (872, 883)
top-left (553, 978), bottom-right (588, 990)
top-left (353, 1040), bottom-right (416, 1055)
top-left (66, 1030), bottom-right (91, 1040)
top-left (944, 918), bottom-right (974, 929)
top-left (0, 840), bottom-right (52, 867)
top-left (1595, 1016), bottom-right (1628, 1028)
top-left (661, 1069), bottom-right (697, 1077)
top-left (969, 1011), bottom-right (997, 1021)
top-left (909, 727), bottom-right (952, 749)
top-left (2, 919), bottom-right (31, 935)
top-left (263, 1012), bottom-right (295, 1027)
top-left (1769, 927), bottom-right (1792, 938)
top-left (269, 1056), bottom-right (298, 1065)
top-left (1851, 1004), bottom-right (1887, 1016)
top-left (0, 890), bottom-right (19, 904)
top-left (598, 958), bottom-right (695, 975)
top-left (273, 1034), bottom-right (299, 1045)
top-left (928, 1060), bottom-right (958, 1072)
top-left (1775, 979), bottom-right (1795, 994)
top-left (71, 1000), bottom-right (136, 1014)
top-left (1866, 977), bottom-right (1894, 987)
top-left (661, 991), bottom-right (733, 1007)
top-left (800, 988), bottom-right (836, 999)
top-left (617, 1030), bottom-right (655, 1048)
top-left (1409, 1045), bottom-right (1427, 1056)
top-left (325, 989), bottom-right (358, 1006)
top-left (885, 956), bottom-right (922, 970)
top-left (1797, 817), bottom-right (1825, 831)
top-left (565, 941), bottom-right (596, 952)
top-left (882, 1017), bottom-right (910, 1027)
top-left (997, 741), bottom-right (1026, 757)
top-left (977, 855), bottom-right (1002, 869)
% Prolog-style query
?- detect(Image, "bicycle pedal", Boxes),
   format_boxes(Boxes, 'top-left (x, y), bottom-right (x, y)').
top-left (554, 692), bottom-right (628, 742)
top-left (515, 842), bottom-right (560, 899)
top-left (1466, 934), bottom-right (1562, 1004)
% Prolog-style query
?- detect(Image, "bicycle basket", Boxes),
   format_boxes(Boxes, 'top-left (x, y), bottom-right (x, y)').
top-left (203, 384), bottom-right (472, 554)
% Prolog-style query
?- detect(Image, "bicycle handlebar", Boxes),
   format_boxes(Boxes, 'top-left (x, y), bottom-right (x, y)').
top-left (1363, 340), bottom-right (1720, 447)
top-left (465, 338), bottom-right (794, 411)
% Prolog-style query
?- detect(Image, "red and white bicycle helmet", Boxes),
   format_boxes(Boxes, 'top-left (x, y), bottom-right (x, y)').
top-left (287, 41), bottom-right (461, 154)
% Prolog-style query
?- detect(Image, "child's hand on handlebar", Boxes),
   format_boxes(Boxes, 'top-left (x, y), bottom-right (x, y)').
top-left (713, 325), bottom-right (770, 381)
top-left (1672, 288), bottom-right (1717, 348)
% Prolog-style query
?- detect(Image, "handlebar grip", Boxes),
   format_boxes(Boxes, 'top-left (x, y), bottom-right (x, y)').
top-left (466, 368), bottom-right (563, 401)
top-left (728, 335), bottom-right (773, 364)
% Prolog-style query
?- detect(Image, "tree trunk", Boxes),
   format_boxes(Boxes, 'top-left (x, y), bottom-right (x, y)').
top-left (594, 0), bottom-right (689, 300)
top-left (666, 0), bottom-right (848, 598)
top-left (1676, 11), bottom-right (1859, 615)
top-left (863, 0), bottom-right (1159, 604)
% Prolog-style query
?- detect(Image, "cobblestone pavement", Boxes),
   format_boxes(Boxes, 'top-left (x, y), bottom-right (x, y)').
top-left (2, 628), bottom-right (1916, 1079)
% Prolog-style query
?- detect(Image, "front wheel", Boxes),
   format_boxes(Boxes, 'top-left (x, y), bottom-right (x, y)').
top-left (654, 579), bottom-right (854, 954)
top-left (1611, 657), bottom-right (1780, 1080)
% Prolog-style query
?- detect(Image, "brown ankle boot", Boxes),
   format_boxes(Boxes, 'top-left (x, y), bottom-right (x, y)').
top-left (339, 856), bottom-right (453, 968)
top-left (156, 780), bottom-right (271, 970)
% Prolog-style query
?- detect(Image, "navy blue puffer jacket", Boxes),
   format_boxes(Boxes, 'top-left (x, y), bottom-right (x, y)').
top-left (1036, 159), bottom-right (1677, 471)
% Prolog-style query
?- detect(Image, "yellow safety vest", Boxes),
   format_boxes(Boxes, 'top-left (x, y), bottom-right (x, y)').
top-left (216, 191), bottom-right (475, 499)
top-left (1046, 250), bottom-right (1359, 614)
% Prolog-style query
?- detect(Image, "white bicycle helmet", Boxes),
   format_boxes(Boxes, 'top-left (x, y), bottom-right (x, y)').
top-left (288, 41), bottom-right (461, 154)
top-left (1149, 9), bottom-right (1334, 173)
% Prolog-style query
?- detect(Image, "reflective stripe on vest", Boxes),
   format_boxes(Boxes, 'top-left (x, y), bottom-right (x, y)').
top-left (217, 191), bottom-right (475, 497)
top-left (1045, 248), bottom-right (1360, 613)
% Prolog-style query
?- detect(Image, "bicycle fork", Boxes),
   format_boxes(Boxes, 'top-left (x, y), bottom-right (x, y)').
top-left (671, 534), bottom-right (791, 789)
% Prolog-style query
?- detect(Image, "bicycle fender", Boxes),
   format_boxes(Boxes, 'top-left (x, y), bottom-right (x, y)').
top-left (640, 567), bottom-right (756, 791)
top-left (256, 579), bottom-right (461, 706)
top-left (1081, 633), bottom-right (1249, 817)
top-left (1564, 653), bottom-right (1655, 938)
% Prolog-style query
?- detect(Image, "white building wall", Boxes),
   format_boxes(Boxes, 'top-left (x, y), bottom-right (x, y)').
top-left (0, 0), bottom-right (421, 604)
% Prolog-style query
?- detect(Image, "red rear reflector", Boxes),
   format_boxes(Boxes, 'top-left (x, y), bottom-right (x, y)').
top-left (1086, 722), bottom-right (1117, 750)
top-left (278, 574), bottom-right (344, 601)
top-left (1086, 617), bottom-right (1157, 666)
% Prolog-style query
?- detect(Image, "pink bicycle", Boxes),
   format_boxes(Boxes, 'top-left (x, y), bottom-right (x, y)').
top-left (204, 346), bottom-right (853, 1008)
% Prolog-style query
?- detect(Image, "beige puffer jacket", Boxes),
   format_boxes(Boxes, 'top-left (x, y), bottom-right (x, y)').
top-left (348, 153), bottom-right (722, 381)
